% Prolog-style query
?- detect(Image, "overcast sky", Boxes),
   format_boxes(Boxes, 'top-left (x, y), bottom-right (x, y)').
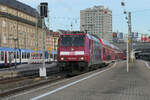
top-left (18, 0), bottom-right (150, 34)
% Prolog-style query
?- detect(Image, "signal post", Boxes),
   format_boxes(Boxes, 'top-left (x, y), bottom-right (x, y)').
top-left (39, 2), bottom-right (48, 77)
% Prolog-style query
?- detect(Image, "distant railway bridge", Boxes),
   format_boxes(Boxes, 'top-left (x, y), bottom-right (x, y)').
top-left (112, 42), bottom-right (150, 60)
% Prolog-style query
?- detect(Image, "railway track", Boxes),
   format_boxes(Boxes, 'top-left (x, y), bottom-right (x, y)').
top-left (0, 76), bottom-right (36, 84)
top-left (0, 72), bottom-right (66, 98)
top-left (0, 62), bottom-right (113, 99)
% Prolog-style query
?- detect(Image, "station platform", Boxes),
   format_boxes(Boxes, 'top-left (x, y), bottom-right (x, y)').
top-left (0, 62), bottom-right (57, 79)
top-left (5, 60), bottom-right (150, 100)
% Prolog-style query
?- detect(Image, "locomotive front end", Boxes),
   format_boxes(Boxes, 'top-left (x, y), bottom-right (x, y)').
top-left (58, 34), bottom-right (88, 71)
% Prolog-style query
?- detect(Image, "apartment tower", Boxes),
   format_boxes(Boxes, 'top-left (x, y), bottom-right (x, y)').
top-left (80, 6), bottom-right (112, 42)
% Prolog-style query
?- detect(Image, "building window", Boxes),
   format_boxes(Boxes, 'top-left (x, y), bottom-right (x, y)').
top-left (2, 20), bottom-right (6, 27)
top-left (1, 6), bottom-right (6, 12)
top-left (3, 32), bottom-right (7, 43)
top-left (1, 51), bottom-right (4, 61)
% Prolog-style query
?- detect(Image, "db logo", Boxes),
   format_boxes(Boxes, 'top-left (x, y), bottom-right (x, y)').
top-left (70, 52), bottom-right (75, 55)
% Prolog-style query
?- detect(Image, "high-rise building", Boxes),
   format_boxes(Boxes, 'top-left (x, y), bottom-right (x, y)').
top-left (80, 6), bottom-right (112, 42)
top-left (118, 32), bottom-right (124, 40)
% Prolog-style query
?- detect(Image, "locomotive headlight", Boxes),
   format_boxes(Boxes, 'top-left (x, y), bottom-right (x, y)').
top-left (61, 57), bottom-right (64, 60)
top-left (79, 57), bottom-right (84, 60)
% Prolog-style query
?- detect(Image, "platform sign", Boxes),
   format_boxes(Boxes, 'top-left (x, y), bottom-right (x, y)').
top-left (40, 67), bottom-right (47, 77)
top-left (128, 39), bottom-right (130, 43)
top-left (48, 48), bottom-right (51, 54)
top-left (34, 48), bottom-right (37, 55)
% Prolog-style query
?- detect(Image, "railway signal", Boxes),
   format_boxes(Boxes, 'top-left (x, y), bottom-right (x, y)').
top-left (39, 2), bottom-right (48, 78)
top-left (40, 2), bottom-right (48, 17)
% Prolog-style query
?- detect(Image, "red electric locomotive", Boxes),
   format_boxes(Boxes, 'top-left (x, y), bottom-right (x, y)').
top-left (57, 32), bottom-right (102, 71)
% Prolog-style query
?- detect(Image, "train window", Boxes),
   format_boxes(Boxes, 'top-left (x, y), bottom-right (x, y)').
top-left (22, 52), bottom-right (24, 58)
top-left (40, 54), bottom-right (42, 58)
top-left (17, 52), bottom-right (19, 58)
top-left (27, 53), bottom-right (29, 58)
top-left (29, 53), bottom-right (31, 58)
top-left (107, 55), bottom-right (111, 60)
top-left (24, 52), bottom-right (25, 58)
top-left (73, 35), bottom-right (85, 46)
top-left (1, 51), bottom-right (4, 61)
top-left (115, 56), bottom-right (117, 59)
top-left (26, 53), bottom-right (28, 58)
top-left (23, 52), bottom-right (25, 58)
top-left (61, 35), bottom-right (85, 46)
top-left (25, 52), bottom-right (27, 59)
top-left (103, 48), bottom-right (105, 53)
top-left (14, 52), bottom-right (16, 58)
top-left (61, 35), bottom-right (72, 46)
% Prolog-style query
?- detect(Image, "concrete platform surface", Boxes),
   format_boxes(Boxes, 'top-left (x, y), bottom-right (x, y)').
top-left (4, 60), bottom-right (150, 100)
top-left (0, 62), bottom-right (56, 71)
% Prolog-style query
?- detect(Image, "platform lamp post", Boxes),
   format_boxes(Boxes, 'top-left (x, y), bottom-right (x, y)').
top-left (39, 2), bottom-right (48, 78)
top-left (9, 35), bottom-right (18, 69)
top-left (121, 1), bottom-right (133, 72)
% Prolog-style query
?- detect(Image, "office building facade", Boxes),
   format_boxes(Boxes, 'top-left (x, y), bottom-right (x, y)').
top-left (80, 6), bottom-right (112, 42)
top-left (0, 0), bottom-right (44, 50)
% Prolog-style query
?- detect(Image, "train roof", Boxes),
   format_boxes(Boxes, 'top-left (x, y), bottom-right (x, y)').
top-left (19, 49), bottom-right (34, 53)
top-left (60, 33), bottom-right (86, 36)
top-left (19, 49), bottom-right (42, 53)
top-left (0, 47), bottom-right (19, 51)
top-left (0, 47), bottom-right (42, 53)
top-left (60, 33), bottom-right (100, 43)
top-left (99, 38), bottom-right (112, 47)
top-left (110, 44), bottom-right (122, 52)
top-left (87, 34), bottom-right (100, 43)
top-left (99, 39), bottom-right (122, 52)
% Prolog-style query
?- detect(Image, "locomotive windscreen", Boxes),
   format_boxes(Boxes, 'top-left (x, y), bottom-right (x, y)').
top-left (61, 35), bottom-right (85, 46)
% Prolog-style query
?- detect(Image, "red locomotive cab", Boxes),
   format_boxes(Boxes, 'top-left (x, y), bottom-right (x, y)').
top-left (58, 34), bottom-right (88, 62)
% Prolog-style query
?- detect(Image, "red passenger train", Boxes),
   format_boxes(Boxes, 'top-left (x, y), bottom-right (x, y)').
top-left (99, 39), bottom-right (124, 62)
top-left (57, 32), bottom-right (124, 71)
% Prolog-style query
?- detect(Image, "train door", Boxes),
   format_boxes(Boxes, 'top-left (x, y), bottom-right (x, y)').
top-left (4, 51), bottom-right (8, 66)
top-left (19, 50), bottom-right (22, 64)
top-left (98, 43), bottom-right (102, 62)
top-left (0, 51), bottom-right (4, 66)
top-left (21, 51), bottom-right (23, 64)
top-left (90, 40), bottom-right (93, 65)
top-left (8, 52), bottom-right (11, 66)
top-left (89, 39), bottom-right (92, 65)
top-left (103, 47), bottom-right (106, 61)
